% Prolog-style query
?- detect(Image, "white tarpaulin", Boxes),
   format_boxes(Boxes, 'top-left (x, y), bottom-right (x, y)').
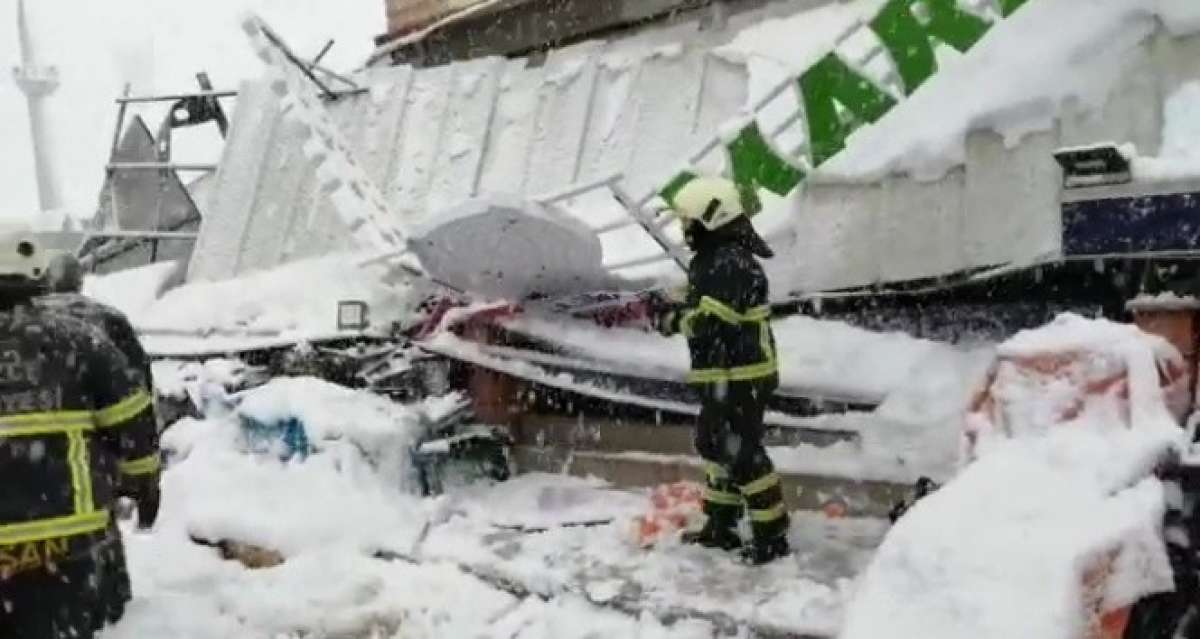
top-left (410, 195), bottom-right (611, 299)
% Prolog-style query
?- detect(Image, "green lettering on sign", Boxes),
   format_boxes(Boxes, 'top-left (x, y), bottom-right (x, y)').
top-left (800, 54), bottom-right (898, 167)
top-left (726, 122), bottom-right (806, 214)
top-left (659, 170), bottom-right (699, 208)
top-left (869, 0), bottom-right (992, 95)
top-left (998, 0), bottom-right (1031, 17)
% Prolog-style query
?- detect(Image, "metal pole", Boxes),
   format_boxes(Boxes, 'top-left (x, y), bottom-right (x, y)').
top-left (116, 90), bottom-right (238, 104)
top-left (108, 84), bottom-right (131, 161)
top-left (106, 162), bottom-right (218, 172)
top-left (103, 83), bottom-right (131, 230)
top-left (257, 22), bottom-right (338, 100)
top-left (308, 40), bottom-right (335, 71)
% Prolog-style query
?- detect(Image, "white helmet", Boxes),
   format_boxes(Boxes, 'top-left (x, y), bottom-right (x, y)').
top-left (0, 226), bottom-right (51, 283)
top-left (670, 176), bottom-right (744, 231)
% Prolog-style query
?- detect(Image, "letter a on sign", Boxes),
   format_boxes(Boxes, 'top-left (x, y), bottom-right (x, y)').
top-left (869, 0), bottom-right (992, 95)
top-left (725, 122), bottom-right (806, 214)
top-left (800, 54), bottom-right (898, 167)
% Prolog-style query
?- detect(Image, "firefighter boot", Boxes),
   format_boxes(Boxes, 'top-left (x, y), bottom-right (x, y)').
top-left (740, 535), bottom-right (791, 565)
top-left (681, 519), bottom-right (743, 551)
top-left (738, 470), bottom-right (791, 565)
top-left (683, 466), bottom-right (744, 551)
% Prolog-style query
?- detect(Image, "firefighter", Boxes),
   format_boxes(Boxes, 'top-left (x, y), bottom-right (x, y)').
top-left (37, 253), bottom-right (161, 531)
top-left (0, 229), bottom-right (160, 637)
top-left (654, 176), bottom-right (790, 565)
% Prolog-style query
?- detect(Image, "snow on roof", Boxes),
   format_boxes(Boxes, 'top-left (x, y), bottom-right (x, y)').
top-left (82, 260), bottom-right (181, 319)
top-left (128, 252), bottom-right (427, 344)
top-left (721, 0), bottom-right (1199, 183)
top-left (1131, 81), bottom-right (1200, 182)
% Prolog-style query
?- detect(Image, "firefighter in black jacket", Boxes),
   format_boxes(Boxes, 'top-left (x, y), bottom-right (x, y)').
top-left (0, 230), bottom-right (160, 637)
top-left (36, 254), bottom-right (161, 531)
top-left (655, 176), bottom-right (790, 565)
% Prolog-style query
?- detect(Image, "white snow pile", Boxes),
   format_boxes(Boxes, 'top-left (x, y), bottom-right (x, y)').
top-left (720, 0), bottom-right (1200, 183)
top-left (841, 315), bottom-right (1185, 639)
top-left (156, 377), bottom-right (433, 557)
top-left (1131, 81), bottom-right (1200, 182)
top-left (107, 398), bottom-right (725, 639)
top-left (502, 313), bottom-right (977, 404)
top-left (82, 261), bottom-right (182, 319)
top-left (151, 358), bottom-right (261, 402)
top-left (131, 252), bottom-right (428, 353)
top-left (499, 313), bottom-right (992, 481)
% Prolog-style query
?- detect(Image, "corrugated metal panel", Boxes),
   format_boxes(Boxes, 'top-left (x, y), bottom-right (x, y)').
top-left (477, 59), bottom-right (544, 195)
top-left (426, 56), bottom-right (505, 214)
top-left (388, 63), bottom-right (455, 218)
top-left (524, 43), bottom-right (603, 197)
top-left (189, 79), bottom-right (282, 282)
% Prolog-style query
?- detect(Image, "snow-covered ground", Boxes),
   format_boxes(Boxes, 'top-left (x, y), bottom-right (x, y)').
top-left (104, 374), bottom-right (884, 638)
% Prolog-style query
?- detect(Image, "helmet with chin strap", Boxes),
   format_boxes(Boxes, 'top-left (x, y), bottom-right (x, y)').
top-left (669, 176), bottom-right (745, 231)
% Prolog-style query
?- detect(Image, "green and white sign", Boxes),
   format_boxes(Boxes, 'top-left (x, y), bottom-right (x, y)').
top-left (658, 0), bottom-right (1036, 214)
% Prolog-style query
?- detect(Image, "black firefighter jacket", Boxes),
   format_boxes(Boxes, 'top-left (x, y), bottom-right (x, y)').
top-left (665, 219), bottom-right (779, 388)
top-left (0, 305), bottom-right (157, 580)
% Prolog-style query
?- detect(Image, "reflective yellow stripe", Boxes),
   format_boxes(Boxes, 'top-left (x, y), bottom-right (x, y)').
top-left (679, 309), bottom-right (700, 338)
top-left (685, 317), bottom-right (778, 384)
top-left (703, 488), bottom-right (743, 506)
top-left (697, 297), bottom-right (770, 325)
top-left (66, 428), bottom-right (94, 514)
top-left (119, 454), bottom-right (161, 477)
top-left (0, 511), bottom-right (109, 546)
top-left (740, 473), bottom-right (781, 496)
top-left (0, 411), bottom-right (92, 426)
top-left (0, 414), bottom-right (93, 437)
top-left (758, 320), bottom-right (777, 372)
top-left (705, 462), bottom-right (728, 482)
top-left (687, 360), bottom-right (778, 384)
top-left (748, 503), bottom-right (787, 523)
top-left (95, 390), bottom-right (152, 429)
top-left (0, 415), bottom-right (99, 518)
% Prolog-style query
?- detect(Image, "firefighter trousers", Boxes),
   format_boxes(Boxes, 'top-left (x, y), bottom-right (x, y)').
top-left (694, 380), bottom-right (789, 541)
top-left (0, 529), bottom-right (131, 639)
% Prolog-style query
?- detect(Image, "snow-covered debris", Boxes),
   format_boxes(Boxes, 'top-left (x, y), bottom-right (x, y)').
top-left (156, 378), bottom-right (440, 557)
top-left (235, 377), bottom-right (427, 485)
top-left (841, 314), bottom-right (1185, 639)
top-left (152, 358), bottom-right (259, 401)
top-left (82, 260), bottom-right (181, 319)
top-left (135, 252), bottom-right (427, 353)
top-left (502, 313), bottom-right (980, 404)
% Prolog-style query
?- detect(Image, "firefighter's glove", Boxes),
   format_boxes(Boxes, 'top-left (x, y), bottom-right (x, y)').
top-left (654, 309), bottom-right (681, 337)
top-left (136, 476), bottom-right (162, 531)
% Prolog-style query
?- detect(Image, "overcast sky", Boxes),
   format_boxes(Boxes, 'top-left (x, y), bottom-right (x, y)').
top-left (0, 0), bottom-right (384, 221)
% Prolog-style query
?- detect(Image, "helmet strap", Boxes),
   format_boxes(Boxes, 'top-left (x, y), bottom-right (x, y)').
top-left (701, 198), bottom-right (722, 227)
